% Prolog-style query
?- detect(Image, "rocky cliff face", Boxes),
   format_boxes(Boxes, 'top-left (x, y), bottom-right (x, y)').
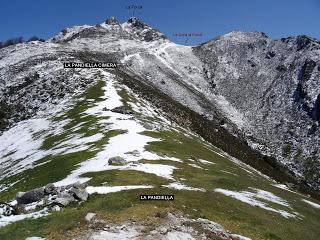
top-left (0, 17), bottom-right (320, 190)
top-left (193, 32), bottom-right (320, 190)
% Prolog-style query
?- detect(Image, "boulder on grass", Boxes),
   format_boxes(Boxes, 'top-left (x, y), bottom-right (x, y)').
top-left (72, 181), bottom-right (88, 189)
top-left (111, 106), bottom-right (133, 115)
top-left (69, 187), bottom-right (89, 201)
top-left (16, 187), bottom-right (45, 205)
top-left (85, 212), bottom-right (96, 222)
top-left (52, 205), bottom-right (61, 212)
top-left (53, 192), bottom-right (75, 206)
top-left (108, 156), bottom-right (126, 166)
top-left (0, 203), bottom-right (17, 216)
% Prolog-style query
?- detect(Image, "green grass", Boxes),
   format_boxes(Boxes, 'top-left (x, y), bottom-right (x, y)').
top-left (83, 170), bottom-right (169, 187)
top-left (1, 184), bottom-right (319, 240)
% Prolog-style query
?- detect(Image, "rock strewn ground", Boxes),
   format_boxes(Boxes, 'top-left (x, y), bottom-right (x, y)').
top-left (76, 212), bottom-right (251, 240)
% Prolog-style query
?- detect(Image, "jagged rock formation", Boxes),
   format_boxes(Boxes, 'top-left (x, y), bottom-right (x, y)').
top-left (0, 17), bottom-right (320, 191)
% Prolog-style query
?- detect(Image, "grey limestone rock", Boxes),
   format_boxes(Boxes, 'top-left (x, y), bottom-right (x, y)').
top-left (108, 156), bottom-right (127, 166)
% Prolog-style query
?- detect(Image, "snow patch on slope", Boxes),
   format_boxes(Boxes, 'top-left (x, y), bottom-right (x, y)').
top-left (163, 182), bottom-right (206, 192)
top-left (214, 188), bottom-right (298, 218)
top-left (0, 119), bottom-right (50, 181)
top-left (86, 185), bottom-right (153, 195)
top-left (302, 199), bottom-right (320, 209)
top-left (0, 208), bottom-right (49, 228)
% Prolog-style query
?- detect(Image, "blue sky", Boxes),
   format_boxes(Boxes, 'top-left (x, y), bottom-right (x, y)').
top-left (1, 0), bottom-right (320, 45)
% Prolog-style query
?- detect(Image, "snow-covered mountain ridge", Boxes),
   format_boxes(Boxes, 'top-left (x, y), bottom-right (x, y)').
top-left (0, 17), bottom-right (320, 192)
top-left (194, 32), bottom-right (320, 190)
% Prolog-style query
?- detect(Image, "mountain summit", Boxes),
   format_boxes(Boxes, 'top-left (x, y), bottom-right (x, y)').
top-left (51, 17), bottom-right (167, 43)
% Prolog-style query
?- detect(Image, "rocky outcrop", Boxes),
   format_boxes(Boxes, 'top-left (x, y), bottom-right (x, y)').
top-left (193, 32), bottom-right (320, 190)
top-left (15, 182), bottom-right (89, 206)
top-left (111, 106), bottom-right (133, 114)
top-left (127, 17), bottom-right (146, 29)
top-left (108, 156), bottom-right (127, 166)
top-left (76, 212), bottom-right (252, 240)
top-left (105, 16), bottom-right (119, 25)
top-left (19, 182), bottom-right (88, 207)
top-left (0, 182), bottom-right (89, 219)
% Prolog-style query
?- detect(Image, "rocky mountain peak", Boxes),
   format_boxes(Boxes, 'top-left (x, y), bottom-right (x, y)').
top-left (294, 35), bottom-right (320, 51)
top-left (122, 17), bottom-right (167, 42)
top-left (127, 17), bottom-right (146, 29)
top-left (279, 35), bottom-right (320, 51)
top-left (105, 16), bottom-right (119, 25)
top-left (50, 17), bottom-right (167, 43)
top-left (221, 31), bottom-right (268, 42)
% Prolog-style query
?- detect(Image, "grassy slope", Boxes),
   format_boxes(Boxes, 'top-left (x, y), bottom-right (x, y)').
top-left (0, 79), bottom-right (319, 240)
top-left (0, 80), bottom-right (122, 201)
